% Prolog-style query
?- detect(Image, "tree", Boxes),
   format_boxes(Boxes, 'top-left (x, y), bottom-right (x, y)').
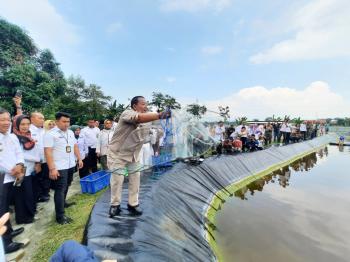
top-left (235, 116), bottom-right (247, 125)
top-left (218, 105), bottom-right (230, 121)
top-left (293, 117), bottom-right (303, 127)
top-left (186, 103), bottom-right (207, 119)
top-left (150, 92), bottom-right (181, 111)
top-left (0, 18), bottom-right (37, 70)
top-left (105, 100), bottom-right (129, 121)
top-left (82, 84), bottom-right (112, 121)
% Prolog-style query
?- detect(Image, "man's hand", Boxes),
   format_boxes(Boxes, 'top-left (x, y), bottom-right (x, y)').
top-left (34, 163), bottom-right (42, 174)
top-left (78, 159), bottom-right (83, 169)
top-left (96, 152), bottom-right (100, 158)
top-left (158, 110), bottom-right (172, 119)
top-left (49, 168), bottom-right (60, 180)
top-left (13, 96), bottom-right (22, 107)
top-left (11, 164), bottom-right (24, 177)
top-left (0, 212), bottom-right (10, 236)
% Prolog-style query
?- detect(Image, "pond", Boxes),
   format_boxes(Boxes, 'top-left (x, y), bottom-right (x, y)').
top-left (214, 146), bottom-right (350, 262)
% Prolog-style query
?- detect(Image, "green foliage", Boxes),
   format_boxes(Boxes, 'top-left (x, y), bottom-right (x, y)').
top-left (293, 117), bottom-right (303, 126)
top-left (0, 18), bottom-right (37, 69)
top-left (150, 92), bottom-right (181, 111)
top-left (0, 18), bottom-right (120, 125)
top-left (235, 116), bottom-right (247, 125)
top-left (218, 105), bottom-right (230, 122)
top-left (186, 103), bottom-right (207, 118)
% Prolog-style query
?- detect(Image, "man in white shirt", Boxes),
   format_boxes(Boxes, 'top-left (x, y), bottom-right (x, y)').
top-left (0, 108), bottom-right (25, 254)
top-left (44, 112), bottom-right (83, 225)
top-left (29, 111), bottom-right (51, 202)
top-left (300, 122), bottom-right (307, 140)
top-left (81, 119), bottom-right (100, 173)
top-left (214, 121), bottom-right (225, 142)
top-left (96, 119), bottom-right (114, 170)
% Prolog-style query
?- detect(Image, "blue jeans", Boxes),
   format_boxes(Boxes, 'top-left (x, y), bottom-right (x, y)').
top-left (50, 240), bottom-right (98, 262)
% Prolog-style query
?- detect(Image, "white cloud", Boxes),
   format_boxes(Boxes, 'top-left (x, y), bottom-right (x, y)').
top-left (250, 0), bottom-right (350, 64)
top-left (165, 77), bottom-right (177, 83)
top-left (159, 0), bottom-right (232, 12)
top-left (0, 0), bottom-right (80, 53)
top-left (106, 22), bottom-right (123, 34)
top-left (204, 81), bottom-right (350, 119)
top-left (201, 46), bottom-right (223, 55)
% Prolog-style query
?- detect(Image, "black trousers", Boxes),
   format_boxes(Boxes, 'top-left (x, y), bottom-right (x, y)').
top-left (0, 180), bottom-right (14, 247)
top-left (79, 158), bottom-right (90, 179)
top-left (284, 132), bottom-right (291, 144)
top-left (87, 147), bottom-right (98, 173)
top-left (33, 163), bottom-right (50, 200)
top-left (14, 176), bottom-right (35, 224)
top-left (241, 137), bottom-right (248, 151)
top-left (50, 167), bottom-right (74, 220)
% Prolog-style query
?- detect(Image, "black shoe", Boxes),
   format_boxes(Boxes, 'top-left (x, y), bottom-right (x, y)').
top-left (64, 202), bottom-right (76, 208)
top-left (127, 204), bottom-right (143, 216)
top-left (4, 242), bottom-right (24, 254)
top-left (37, 196), bottom-right (50, 202)
top-left (56, 216), bottom-right (73, 225)
top-left (109, 205), bottom-right (121, 218)
top-left (11, 227), bottom-right (24, 238)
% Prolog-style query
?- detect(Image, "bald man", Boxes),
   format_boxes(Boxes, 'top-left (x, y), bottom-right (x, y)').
top-left (30, 112), bottom-right (50, 202)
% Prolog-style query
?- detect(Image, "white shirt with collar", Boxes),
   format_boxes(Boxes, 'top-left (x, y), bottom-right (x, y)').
top-left (21, 141), bottom-right (41, 176)
top-left (76, 133), bottom-right (88, 160)
top-left (0, 132), bottom-right (25, 184)
top-left (44, 127), bottom-right (77, 170)
top-left (81, 126), bottom-right (100, 149)
top-left (30, 124), bottom-right (45, 163)
top-left (300, 123), bottom-right (307, 132)
top-left (96, 128), bottom-right (114, 156)
top-left (214, 126), bottom-right (225, 141)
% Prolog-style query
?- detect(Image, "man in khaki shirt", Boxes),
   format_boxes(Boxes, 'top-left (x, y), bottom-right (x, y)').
top-left (108, 96), bottom-right (169, 217)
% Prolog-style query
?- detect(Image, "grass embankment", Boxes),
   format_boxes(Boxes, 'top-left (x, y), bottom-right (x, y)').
top-left (32, 189), bottom-right (106, 262)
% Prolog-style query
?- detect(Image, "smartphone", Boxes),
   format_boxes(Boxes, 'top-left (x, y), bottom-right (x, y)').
top-left (15, 90), bottom-right (22, 98)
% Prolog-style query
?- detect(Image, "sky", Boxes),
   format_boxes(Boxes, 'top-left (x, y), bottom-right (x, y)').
top-left (0, 0), bottom-right (350, 119)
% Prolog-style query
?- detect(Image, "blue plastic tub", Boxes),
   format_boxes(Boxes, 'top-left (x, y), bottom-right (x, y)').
top-left (80, 170), bottom-right (110, 194)
top-left (152, 153), bottom-right (173, 168)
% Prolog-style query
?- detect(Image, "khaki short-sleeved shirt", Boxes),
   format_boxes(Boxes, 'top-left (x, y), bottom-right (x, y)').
top-left (108, 109), bottom-right (151, 162)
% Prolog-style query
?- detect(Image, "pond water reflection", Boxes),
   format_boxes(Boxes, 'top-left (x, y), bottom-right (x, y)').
top-left (215, 146), bottom-right (350, 262)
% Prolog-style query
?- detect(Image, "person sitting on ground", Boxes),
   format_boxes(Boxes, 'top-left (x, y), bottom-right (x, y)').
top-left (232, 138), bottom-right (242, 152)
top-left (223, 138), bottom-right (233, 154)
top-left (257, 135), bottom-right (264, 150)
top-left (247, 134), bottom-right (258, 152)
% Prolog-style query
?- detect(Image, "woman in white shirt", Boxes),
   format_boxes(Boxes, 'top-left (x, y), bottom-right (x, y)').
top-left (12, 115), bottom-right (40, 224)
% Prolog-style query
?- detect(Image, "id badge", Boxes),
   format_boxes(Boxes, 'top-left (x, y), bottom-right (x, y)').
top-left (66, 146), bottom-right (71, 153)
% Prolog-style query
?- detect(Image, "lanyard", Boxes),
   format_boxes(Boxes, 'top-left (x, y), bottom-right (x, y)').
top-left (60, 131), bottom-right (69, 144)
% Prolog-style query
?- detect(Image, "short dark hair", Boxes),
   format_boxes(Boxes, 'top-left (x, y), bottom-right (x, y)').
top-left (130, 96), bottom-right (145, 109)
top-left (0, 108), bottom-right (9, 115)
top-left (55, 112), bottom-right (71, 120)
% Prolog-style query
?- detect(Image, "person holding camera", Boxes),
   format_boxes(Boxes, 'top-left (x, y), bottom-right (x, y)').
top-left (108, 96), bottom-right (170, 217)
top-left (0, 108), bottom-right (25, 254)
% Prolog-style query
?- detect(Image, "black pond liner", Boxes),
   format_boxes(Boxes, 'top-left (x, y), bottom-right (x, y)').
top-left (86, 135), bottom-right (333, 262)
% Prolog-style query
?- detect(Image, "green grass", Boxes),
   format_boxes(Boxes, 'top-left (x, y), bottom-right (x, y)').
top-left (32, 189), bottom-right (106, 262)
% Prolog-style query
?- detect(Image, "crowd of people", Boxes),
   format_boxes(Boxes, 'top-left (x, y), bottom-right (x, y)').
top-left (0, 95), bottom-right (168, 258)
top-left (0, 96), bottom-right (119, 255)
top-left (209, 120), bottom-right (328, 154)
top-left (0, 93), bottom-right (330, 258)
